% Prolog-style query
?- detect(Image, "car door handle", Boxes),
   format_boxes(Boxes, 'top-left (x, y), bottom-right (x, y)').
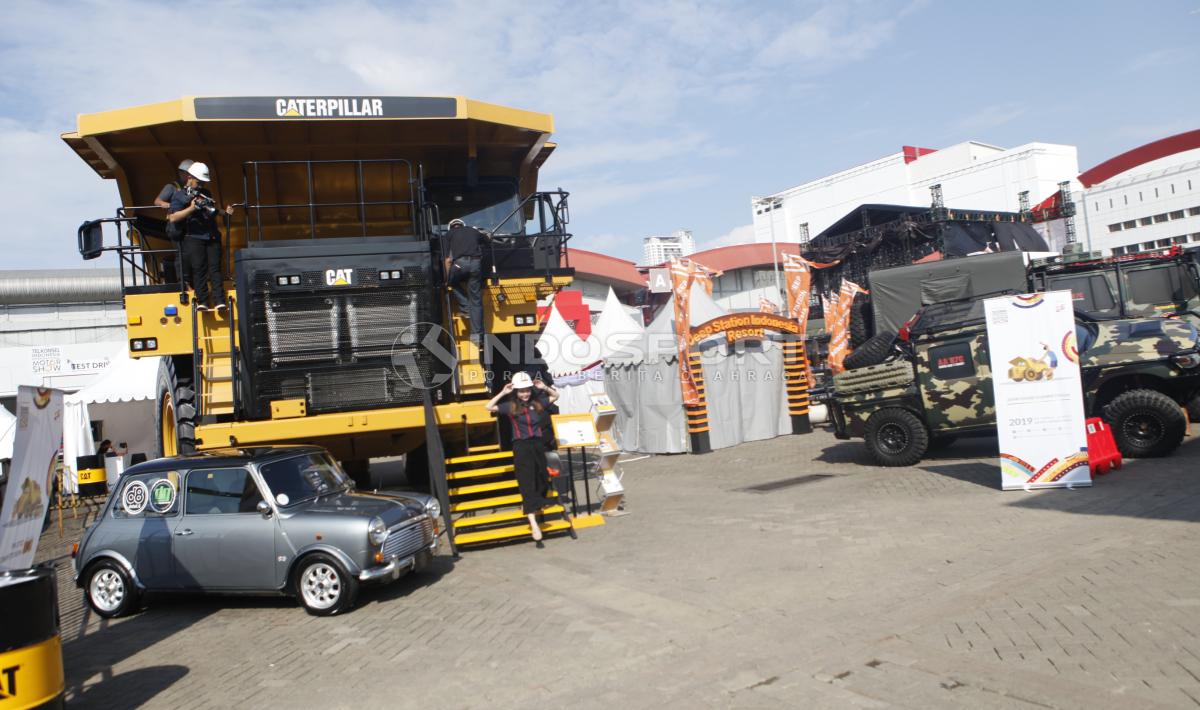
top-left (174, 529), bottom-right (194, 536)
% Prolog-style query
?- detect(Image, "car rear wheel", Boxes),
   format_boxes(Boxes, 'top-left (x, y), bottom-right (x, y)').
top-left (865, 408), bottom-right (929, 467)
top-left (1103, 389), bottom-right (1186, 458)
top-left (295, 554), bottom-right (359, 616)
top-left (85, 560), bottom-right (140, 618)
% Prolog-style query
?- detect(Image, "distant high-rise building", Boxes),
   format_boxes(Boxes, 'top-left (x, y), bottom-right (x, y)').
top-left (642, 230), bottom-right (695, 265)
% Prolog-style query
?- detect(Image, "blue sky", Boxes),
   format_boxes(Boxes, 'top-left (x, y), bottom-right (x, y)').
top-left (1, 0), bottom-right (1197, 269)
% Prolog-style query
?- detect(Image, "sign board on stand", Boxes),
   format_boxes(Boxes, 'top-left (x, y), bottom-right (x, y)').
top-left (0, 386), bottom-right (64, 570)
top-left (984, 291), bottom-right (1091, 490)
top-left (551, 414), bottom-right (599, 448)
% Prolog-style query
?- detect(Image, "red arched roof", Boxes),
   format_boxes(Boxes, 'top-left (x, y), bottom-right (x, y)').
top-left (1077, 129), bottom-right (1200, 188)
top-left (688, 242), bottom-right (800, 272)
top-left (564, 249), bottom-right (644, 289)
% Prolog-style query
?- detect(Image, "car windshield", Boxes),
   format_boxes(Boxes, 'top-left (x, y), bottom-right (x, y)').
top-left (258, 453), bottom-right (349, 508)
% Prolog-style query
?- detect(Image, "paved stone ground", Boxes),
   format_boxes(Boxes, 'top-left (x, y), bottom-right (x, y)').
top-left (36, 427), bottom-right (1200, 709)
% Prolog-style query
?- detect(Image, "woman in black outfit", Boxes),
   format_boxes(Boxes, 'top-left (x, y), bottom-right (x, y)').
top-left (486, 371), bottom-right (559, 547)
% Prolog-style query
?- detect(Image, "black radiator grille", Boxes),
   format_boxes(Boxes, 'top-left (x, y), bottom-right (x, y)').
top-left (245, 266), bottom-right (441, 415)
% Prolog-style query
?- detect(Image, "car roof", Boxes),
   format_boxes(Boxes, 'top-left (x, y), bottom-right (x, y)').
top-left (120, 445), bottom-right (327, 476)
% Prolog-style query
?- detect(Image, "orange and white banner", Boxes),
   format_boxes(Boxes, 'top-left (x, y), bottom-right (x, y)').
top-left (827, 279), bottom-right (868, 374)
top-left (781, 253), bottom-right (838, 336)
top-left (669, 258), bottom-right (700, 405)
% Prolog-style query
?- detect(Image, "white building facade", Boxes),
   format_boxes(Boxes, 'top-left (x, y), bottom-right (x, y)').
top-left (752, 141), bottom-right (1080, 246)
top-left (642, 230), bottom-right (695, 266)
top-left (1074, 148), bottom-right (1200, 256)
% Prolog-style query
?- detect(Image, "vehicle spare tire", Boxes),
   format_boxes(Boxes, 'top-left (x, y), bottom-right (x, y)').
top-left (849, 293), bottom-right (872, 348)
top-left (843, 332), bottom-right (897, 371)
top-left (1102, 388), bottom-right (1187, 458)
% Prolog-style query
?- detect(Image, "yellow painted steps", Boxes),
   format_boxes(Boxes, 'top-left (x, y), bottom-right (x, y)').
top-left (450, 490), bottom-right (557, 514)
top-left (446, 451), bottom-right (512, 465)
top-left (467, 443), bottom-right (501, 453)
top-left (453, 505), bottom-right (565, 530)
top-left (448, 479), bottom-right (518, 496)
top-left (446, 464), bottom-right (514, 481)
top-left (454, 519), bottom-right (573, 546)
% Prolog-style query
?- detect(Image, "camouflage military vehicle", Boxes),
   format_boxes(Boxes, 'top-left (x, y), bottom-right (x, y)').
top-left (828, 294), bottom-right (1200, 467)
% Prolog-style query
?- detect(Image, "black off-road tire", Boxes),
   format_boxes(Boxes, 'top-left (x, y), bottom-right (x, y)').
top-left (843, 332), bottom-right (898, 371)
top-left (849, 293), bottom-right (872, 349)
top-left (864, 408), bottom-right (930, 467)
top-left (155, 356), bottom-right (196, 457)
top-left (1103, 389), bottom-right (1187, 458)
top-left (294, 553), bottom-right (359, 617)
top-left (84, 560), bottom-right (141, 619)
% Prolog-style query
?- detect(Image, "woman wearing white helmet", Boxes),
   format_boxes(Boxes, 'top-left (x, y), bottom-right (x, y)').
top-left (485, 371), bottom-right (559, 547)
top-left (166, 161), bottom-right (234, 310)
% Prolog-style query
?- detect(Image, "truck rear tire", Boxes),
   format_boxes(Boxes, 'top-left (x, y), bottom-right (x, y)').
top-left (843, 332), bottom-right (897, 371)
top-left (865, 408), bottom-right (929, 467)
top-left (155, 357), bottom-right (196, 457)
top-left (1103, 389), bottom-right (1186, 458)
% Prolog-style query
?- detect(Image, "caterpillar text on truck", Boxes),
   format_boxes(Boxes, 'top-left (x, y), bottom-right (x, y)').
top-left (66, 95), bottom-right (575, 489)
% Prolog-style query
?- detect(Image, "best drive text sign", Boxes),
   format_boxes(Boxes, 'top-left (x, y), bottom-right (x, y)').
top-left (984, 292), bottom-right (1090, 490)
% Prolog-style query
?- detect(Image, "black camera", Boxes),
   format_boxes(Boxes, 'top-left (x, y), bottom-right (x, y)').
top-left (186, 186), bottom-right (218, 216)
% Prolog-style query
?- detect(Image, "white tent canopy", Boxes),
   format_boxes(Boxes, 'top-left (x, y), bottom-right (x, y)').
top-left (63, 354), bottom-right (160, 492)
top-left (591, 287), bottom-right (644, 360)
top-left (0, 404), bottom-right (15, 461)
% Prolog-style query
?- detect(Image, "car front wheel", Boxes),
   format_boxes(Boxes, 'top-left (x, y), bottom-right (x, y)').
top-left (1103, 389), bottom-right (1186, 458)
top-left (85, 560), bottom-right (140, 618)
top-left (865, 408), bottom-right (930, 467)
top-left (295, 554), bottom-right (359, 616)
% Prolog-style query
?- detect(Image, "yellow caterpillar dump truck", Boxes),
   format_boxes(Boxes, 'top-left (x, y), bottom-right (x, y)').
top-left (65, 96), bottom-right (574, 489)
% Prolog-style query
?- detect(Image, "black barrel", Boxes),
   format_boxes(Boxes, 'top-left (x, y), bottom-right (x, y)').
top-left (76, 454), bottom-right (106, 497)
top-left (0, 564), bottom-right (65, 708)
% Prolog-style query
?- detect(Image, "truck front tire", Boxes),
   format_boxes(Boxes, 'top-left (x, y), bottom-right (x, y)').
top-left (1103, 389), bottom-right (1186, 458)
top-left (865, 408), bottom-right (929, 467)
top-left (155, 357), bottom-right (196, 457)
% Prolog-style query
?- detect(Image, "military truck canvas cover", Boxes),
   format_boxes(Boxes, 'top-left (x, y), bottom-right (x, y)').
top-left (869, 251), bottom-right (1027, 333)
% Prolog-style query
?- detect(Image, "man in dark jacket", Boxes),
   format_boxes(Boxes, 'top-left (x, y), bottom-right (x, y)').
top-left (443, 218), bottom-right (491, 342)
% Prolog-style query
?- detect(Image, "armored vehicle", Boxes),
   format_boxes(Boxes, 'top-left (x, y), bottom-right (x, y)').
top-left (829, 295), bottom-right (1200, 466)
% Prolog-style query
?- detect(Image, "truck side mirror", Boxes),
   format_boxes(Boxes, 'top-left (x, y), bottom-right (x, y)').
top-left (79, 220), bottom-right (104, 260)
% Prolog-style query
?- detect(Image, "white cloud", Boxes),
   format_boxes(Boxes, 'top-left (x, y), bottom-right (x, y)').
top-left (0, 0), bottom-right (918, 268)
top-left (701, 223), bottom-right (756, 251)
top-left (953, 103), bottom-right (1029, 133)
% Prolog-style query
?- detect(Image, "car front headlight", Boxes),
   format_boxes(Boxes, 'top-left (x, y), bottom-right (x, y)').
top-left (425, 497), bottom-right (441, 519)
top-left (368, 517), bottom-right (388, 546)
top-left (1171, 351), bottom-right (1200, 369)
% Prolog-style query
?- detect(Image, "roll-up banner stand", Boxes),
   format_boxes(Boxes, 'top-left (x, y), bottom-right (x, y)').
top-left (0, 386), bottom-right (64, 571)
top-left (984, 292), bottom-right (1091, 490)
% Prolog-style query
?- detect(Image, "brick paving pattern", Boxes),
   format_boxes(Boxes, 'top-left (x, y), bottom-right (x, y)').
top-left (36, 429), bottom-right (1200, 708)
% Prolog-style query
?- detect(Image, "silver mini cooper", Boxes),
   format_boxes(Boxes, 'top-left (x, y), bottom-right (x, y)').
top-left (74, 446), bottom-right (440, 616)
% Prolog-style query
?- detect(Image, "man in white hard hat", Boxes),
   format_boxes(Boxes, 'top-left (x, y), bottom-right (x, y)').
top-left (166, 162), bottom-right (234, 310)
top-left (153, 159), bottom-right (195, 210)
top-left (443, 218), bottom-right (492, 344)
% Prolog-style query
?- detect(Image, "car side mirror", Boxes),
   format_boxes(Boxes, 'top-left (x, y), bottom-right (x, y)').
top-left (256, 500), bottom-right (272, 518)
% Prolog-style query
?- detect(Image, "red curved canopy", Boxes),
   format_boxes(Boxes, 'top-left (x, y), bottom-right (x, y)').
top-left (1078, 129), bottom-right (1200, 188)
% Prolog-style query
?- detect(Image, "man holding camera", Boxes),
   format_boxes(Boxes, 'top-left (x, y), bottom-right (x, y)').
top-left (167, 162), bottom-right (233, 310)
